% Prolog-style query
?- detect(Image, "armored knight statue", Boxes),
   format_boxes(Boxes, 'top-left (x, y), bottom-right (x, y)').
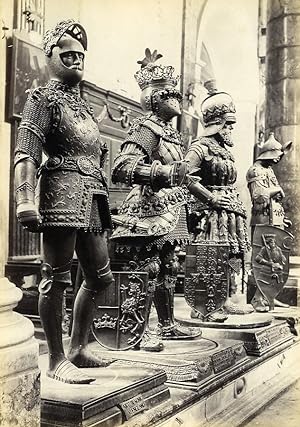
top-left (184, 80), bottom-right (253, 322)
top-left (110, 49), bottom-right (200, 351)
top-left (246, 133), bottom-right (293, 311)
top-left (14, 20), bottom-right (114, 384)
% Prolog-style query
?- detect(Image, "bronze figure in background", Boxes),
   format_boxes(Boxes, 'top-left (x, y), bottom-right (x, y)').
top-left (246, 133), bottom-right (293, 312)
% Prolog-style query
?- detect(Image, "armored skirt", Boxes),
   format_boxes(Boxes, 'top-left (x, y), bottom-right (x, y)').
top-left (111, 185), bottom-right (190, 252)
top-left (186, 137), bottom-right (250, 255)
top-left (110, 114), bottom-right (190, 253)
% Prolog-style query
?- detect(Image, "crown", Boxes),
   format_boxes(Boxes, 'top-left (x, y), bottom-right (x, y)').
top-left (134, 48), bottom-right (180, 90)
top-left (201, 80), bottom-right (236, 125)
top-left (43, 19), bottom-right (87, 56)
top-left (93, 314), bottom-right (117, 330)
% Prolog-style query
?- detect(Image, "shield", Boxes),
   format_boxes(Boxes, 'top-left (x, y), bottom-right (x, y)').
top-left (92, 271), bottom-right (149, 350)
top-left (184, 242), bottom-right (230, 317)
top-left (252, 225), bottom-right (294, 310)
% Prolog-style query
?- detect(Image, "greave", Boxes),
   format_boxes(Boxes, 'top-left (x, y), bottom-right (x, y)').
top-left (153, 283), bottom-right (175, 327)
top-left (38, 283), bottom-right (66, 357)
top-left (70, 283), bottom-right (97, 349)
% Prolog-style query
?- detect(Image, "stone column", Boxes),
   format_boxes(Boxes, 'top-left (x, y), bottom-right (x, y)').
top-left (0, 277), bottom-right (40, 427)
top-left (265, 0), bottom-right (300, 254)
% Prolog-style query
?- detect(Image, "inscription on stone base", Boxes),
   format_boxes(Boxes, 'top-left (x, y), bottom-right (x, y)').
top-left (244, 322), bottom-right (294, 355)
top-left (212, 347), bottom-right (236, 374)
top-left (119, 394), bottom-right (146, 420)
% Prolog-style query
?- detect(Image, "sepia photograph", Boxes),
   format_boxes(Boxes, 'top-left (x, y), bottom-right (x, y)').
top-left (0, 0), bottom-right (299, 426)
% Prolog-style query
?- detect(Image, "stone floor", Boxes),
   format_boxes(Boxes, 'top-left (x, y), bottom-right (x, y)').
top-left (245, 380), bottom-right (300, 427)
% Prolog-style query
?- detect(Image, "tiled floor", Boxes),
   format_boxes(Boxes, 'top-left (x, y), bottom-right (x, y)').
top-left (245, 380), bottom-right (300, 427)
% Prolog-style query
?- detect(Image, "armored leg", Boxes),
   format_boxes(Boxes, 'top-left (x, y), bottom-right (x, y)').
top-left (224, 255), bottom-right (254, 315)
top-left (155, 245), bottom-right (201, 339)
top-left (68, 231), bottom-right (114, 367)
top-left (126, 251), bottom-right (164, 352)
top-left (40, 229), bottom-right (95, 384)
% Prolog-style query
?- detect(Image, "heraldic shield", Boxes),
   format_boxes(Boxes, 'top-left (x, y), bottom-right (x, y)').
top-left (184, 242), bottom-right (230, 318)
top-left (252, 225), bottom-right (294, 310)
top-left (92, 271), bottom-right (149, 350)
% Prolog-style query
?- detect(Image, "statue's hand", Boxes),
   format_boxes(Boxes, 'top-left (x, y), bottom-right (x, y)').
top-left (17, 202), bottom-right (42, 232)
top-left (210, 194), bottom-right (231, 209)
top-left (272, 262), bottom-right (283, 271)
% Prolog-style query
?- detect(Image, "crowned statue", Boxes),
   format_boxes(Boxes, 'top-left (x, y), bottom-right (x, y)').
top-left (110, 49), bottom-right (201, 351)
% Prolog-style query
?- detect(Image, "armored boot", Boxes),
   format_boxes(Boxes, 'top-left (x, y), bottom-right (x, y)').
top-left (38, 263), bottom-right (96, 384)
top-left (154, 279), bottom-right (201, 339)
top-left (274, 298), bottom-right (289, 308)
top-left (251, 289), bottom-right (269, 312)
top-left (136, 286), bottom-right (164, 352)
top-left (190, 308), bottom-right (228, 323)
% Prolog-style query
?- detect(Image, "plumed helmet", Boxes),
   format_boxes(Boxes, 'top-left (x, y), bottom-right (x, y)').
top-left (256, 132), bottom-right (292, 161)
top-left (200, 80), bottom-right (236, 137)
top-left (43, 19), bottom-right (87, 85)
top-left (134, 48), bottom-right (181, 111)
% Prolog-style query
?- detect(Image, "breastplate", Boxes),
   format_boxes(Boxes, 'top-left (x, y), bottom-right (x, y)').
top-left (44, 94), bottom-right (102, 162)
top-left (200, 155), bottom-right (237, 186)
top-left (153, 137), bottom-right (184, 164)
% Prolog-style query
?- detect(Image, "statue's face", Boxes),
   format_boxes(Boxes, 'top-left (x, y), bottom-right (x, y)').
top-left (266, 237), bottom-right (276, 248)
top-left (46, 34), bottom-right (85, 85)
top-left (152, 88), bottom-right (182, 121)
top-left (217, 121), bottom-right (235, 147)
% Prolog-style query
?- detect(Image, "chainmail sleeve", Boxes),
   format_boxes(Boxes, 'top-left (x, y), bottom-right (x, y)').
top-left (15, 88), bottom-right (52, 167)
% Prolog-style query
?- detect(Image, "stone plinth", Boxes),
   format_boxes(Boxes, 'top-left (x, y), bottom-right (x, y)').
top-left (175, 296), bottom-right (295, 356)
top-left (88, 336), bottom-right (249, 390)
top-left (39, 355), bottom-right (171, 427)
top-left (0, 277), bottom-right (40, 427)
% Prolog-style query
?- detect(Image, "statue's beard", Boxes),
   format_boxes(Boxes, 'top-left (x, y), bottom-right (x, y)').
top-left (217, 129), bottom-right (234, 147)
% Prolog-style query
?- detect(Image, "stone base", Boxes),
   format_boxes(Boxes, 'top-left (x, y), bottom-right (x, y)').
top-left (90, 336), bottom-right (249, 389)
top-left (174, 296), bottom-right (295, 356)
top-left (40, 355), bottom-right (171, 427)
top-left (0, 338), bottom-right (40, 427)
top-left (158, 340), bottom-right (300, 427)
top-left (270, 306), bottom-right (300, 336)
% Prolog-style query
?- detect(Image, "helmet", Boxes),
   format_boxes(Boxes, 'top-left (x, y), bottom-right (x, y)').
top-left (43, 19), bottom-right (87, 85)
top-left (134, 48), bottom-right (181, 112)
top-left (200, 80), bottom-right (236, 137)
top-left (256, 132), bottom-right (292, 161)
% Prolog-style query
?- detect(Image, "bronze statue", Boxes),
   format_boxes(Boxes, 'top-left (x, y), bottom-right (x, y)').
top-left (246, 133), bottom-right (293, 311)
top-left (110, 49), bottom-right (200, 351)
top-left (14, 20), bottom-right (113, 384)
top-left (184, 80), bottom-right (253, 321)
